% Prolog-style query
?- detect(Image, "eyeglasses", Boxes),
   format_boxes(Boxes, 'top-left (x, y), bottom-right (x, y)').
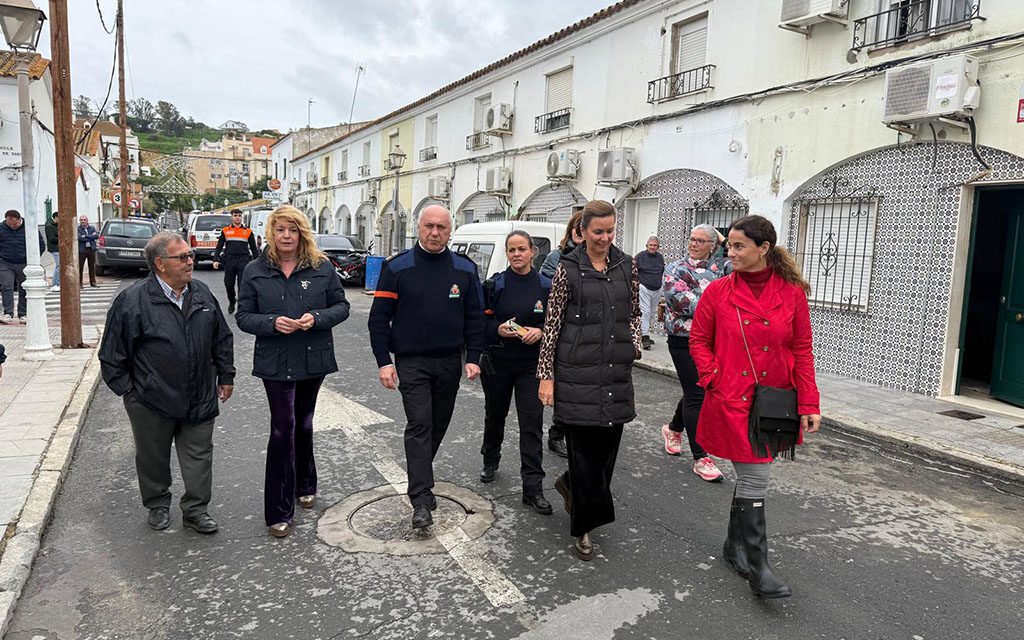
top-left (162, 251), bottom-right (195, 263)
top-left (688, 237), bottom-right (716, 244)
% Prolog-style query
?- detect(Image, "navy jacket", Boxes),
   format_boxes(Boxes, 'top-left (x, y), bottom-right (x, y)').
top-left (236, 254), bottom-right (350, 381)
top-left (0, 221), bottom-right (45, 264)
top-left (78, 224), bottom-right (99, 253)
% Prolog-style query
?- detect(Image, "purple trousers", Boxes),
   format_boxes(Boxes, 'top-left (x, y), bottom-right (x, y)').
top-left (263, 376), bottom-right (324, 526)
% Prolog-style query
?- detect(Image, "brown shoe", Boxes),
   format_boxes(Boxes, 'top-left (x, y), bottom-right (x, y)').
top-left (574, 533), bottom-right (593, 561)
top-left (269, 522), bottom-right (293, 538)
top-left (297, 495), bottom-right (315, 509)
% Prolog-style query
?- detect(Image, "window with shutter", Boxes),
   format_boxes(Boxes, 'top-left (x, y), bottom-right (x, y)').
top-left (545, 67), bottom-right (573, 112)
top-left (671, 16), bottom-right (708, 75)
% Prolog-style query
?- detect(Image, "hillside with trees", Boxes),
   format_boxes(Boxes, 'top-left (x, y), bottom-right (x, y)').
top-left (73, 94), bottom-right (223, 154)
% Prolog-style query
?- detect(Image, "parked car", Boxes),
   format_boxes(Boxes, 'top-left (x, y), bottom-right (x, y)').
top-left (187, 213), bottom-right (232, 265)
top-left (96, 218), bottom-right (159, 275)
top-left (449, 221), bottom-right (561, 282)
top-left (316, 234), bottom-right (368, 285)
top-left (249, 208), bottom-right (274, 250)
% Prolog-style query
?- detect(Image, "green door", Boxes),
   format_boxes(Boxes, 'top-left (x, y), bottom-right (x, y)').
top-left (991, 207), bottom-right (1024, 407)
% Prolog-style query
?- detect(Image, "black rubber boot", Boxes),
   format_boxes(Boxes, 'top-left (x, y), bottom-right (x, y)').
top-left (723, 493), bottom-right (751, 578)
top-left (736, 498), bottom-right (791, 599)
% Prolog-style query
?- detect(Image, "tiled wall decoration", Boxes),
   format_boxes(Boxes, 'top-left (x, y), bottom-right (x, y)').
top-left (785, 142), bottom-right (1024, 395)
top-left (519, 183), bottom-right (586, 224)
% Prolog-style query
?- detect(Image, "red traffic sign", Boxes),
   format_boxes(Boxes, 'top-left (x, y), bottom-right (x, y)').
top-left (269, 178), bottom-right (282, 191)
top-left (129, 198), bottom-right (141, 209)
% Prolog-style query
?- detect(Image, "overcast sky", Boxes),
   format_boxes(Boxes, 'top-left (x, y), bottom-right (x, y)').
top-left (40, 0), bottom-right (615, 133)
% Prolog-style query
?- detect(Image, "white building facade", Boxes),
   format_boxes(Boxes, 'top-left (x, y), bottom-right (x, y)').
top-left (292, 0), bottom-right (1024, 405)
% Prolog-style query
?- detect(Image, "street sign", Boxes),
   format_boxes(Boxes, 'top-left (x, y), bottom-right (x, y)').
top-left (262, 191), bottom-right (282, 201)
top-left (129, 198), bottom-right (141, 209)
top-left (112, 191), bottom-right (122, 205)
top-left (269, 178), bottom-right (282, 191)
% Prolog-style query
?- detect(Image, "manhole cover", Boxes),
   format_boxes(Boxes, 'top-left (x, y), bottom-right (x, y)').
top-left (318, 482), bottom-right (494, 556)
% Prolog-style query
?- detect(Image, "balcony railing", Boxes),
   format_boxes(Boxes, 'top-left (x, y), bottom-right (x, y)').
top-left (337, 170), bottom-right (347, 182)
top-left (357, 165), bottom-right (370, 177)
top-left (320, 176), bottom-right (329, 186)
top-left (534, 108), bottom-right (571, 134)
top-left (420, 146), bottom-right (438, 161)
top-left (647, 65), bottom-right (715, 104)
top-left (466, 133), bottom-right (490, 151)
top-left (852, 0), bottom-right (982, 51)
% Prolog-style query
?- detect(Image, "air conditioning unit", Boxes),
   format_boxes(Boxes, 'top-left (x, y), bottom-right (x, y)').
top-left (484, 167), bottom-right (511, 193)
top-left (427, 176), bottom-right (450, 199)
top-left (596, 148), bottom-right (635, 184)
top-left (484, 103), bottom-right (513, 136)
top-left (546, 149), bottom-right (580, 181)
top-left (779, 0), bottom-right (847, 32)
top-left (882, 55), bottom-right (980, 125)
top-left (360, 180), bottom-right (379, 203)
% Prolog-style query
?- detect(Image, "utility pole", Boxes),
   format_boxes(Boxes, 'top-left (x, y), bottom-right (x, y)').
top-left (116, 0), bottom-right (128, 218)
top-left (48, 0), bottom-right (84, 347)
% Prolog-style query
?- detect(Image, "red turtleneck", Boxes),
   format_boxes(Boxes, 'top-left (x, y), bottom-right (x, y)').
top-left (737, 267), bottom-right (772, 299)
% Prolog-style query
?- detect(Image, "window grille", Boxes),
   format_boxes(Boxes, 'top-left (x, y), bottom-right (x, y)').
top-left (688, 190), bottom-right (749, 239)
top-left (794, 186), bottom-right (880, 312)
top-left (853, 0), bottom-right (982, 50)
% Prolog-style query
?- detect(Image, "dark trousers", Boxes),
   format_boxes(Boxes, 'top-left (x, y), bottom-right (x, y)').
top-left (395, 353), bottom-right (461, 507)
top-left (123, 394), bottom-right (214, 518)
top-left (79, 248), bottom-right (96, 285)
top-left (222, 258), bottom-right (247, 304)
top-left (667, 335), bottom-right (708, 460)
top-left (263, 376), bottom-right (324, 526)
top-left (549, 422), bottom-right (565, 442)
top-left (480, 363), bottom-right (545, 494)
top-left (562, 424), bottom-right (623, 537)
top-left (0, 259), bottom-right (26, 317)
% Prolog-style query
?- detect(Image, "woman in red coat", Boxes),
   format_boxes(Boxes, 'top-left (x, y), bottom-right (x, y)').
top-left (689, 214), bottom-right (821, 599)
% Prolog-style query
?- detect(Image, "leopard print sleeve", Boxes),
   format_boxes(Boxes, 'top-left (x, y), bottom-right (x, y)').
top-left (630, 259), bottom-right (642, 355)
top-left (537, 263), bottom-right (569, 380)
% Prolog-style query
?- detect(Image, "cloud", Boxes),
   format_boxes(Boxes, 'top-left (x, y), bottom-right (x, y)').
top-left (41, 0), bottom-right (614, 132)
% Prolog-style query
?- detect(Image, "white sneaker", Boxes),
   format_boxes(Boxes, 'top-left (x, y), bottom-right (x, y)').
top-left (0, 313), bottom-right (13, 324)
top-left (17, 316), bottom-right (27, 324)
top-left (50, 285), bottom-right (60, 292)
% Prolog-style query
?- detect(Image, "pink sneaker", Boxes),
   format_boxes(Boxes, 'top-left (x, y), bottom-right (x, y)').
top-left (662, 424), bottom-right (682, 456)
top-left (693, 456), bottom-right (724, 482)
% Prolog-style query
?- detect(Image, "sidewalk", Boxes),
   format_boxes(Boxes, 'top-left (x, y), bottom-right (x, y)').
top-left (0, 326), bottom-right (101, 636)
top-left (635, 335), bottom-right (1024, 484)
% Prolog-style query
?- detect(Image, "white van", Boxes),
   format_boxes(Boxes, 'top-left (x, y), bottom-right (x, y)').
top-left (249, 208), bottom-right (274, 250)
top-left (449, 220), bottom-right (563, 282)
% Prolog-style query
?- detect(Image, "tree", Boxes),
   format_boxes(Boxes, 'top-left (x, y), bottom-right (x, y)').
top-left (73, 95), bottom-right (93, 118)
top-left (156, 100), bottom-right (184, 136)
top-left (127, 98), bottom-right (156, 132)
top-left (250, 176), bottom-right (269, 195)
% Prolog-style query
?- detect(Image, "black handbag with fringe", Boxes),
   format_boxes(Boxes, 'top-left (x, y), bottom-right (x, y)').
top-left (736, 308), bottom-right (800, 459)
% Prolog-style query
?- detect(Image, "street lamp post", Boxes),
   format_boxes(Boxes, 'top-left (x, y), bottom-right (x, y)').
top-left (0, 0), bottom-right (51, 360)
top-left (388, 145), bottom-right (406, 254)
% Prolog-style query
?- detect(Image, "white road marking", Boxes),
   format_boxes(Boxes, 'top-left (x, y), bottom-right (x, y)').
top-left (317, 387), bottom-right (527, 608)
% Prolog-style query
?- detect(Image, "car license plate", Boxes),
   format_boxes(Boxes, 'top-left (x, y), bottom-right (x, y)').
top-left (118, 249), bottom-right (141, 257)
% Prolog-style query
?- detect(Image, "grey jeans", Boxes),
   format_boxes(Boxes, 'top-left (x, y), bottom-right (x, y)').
top-left (123, 393), bottom-right (215, 518)
top-left (0, 259), bottom-right (26, 317)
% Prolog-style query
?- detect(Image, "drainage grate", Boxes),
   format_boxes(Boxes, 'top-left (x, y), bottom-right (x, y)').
top-left (937, 409), bottom-right (985, 421)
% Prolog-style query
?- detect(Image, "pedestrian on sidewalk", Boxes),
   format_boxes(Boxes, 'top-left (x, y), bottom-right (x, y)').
top-left (538, 200), bottom-right (641, 561)
top-left (635, 236), bottom-right (664, 351)
top-left (77, 215), bottom-right (99, 287)
top-left (213, 208), bottom-right (258, 315)
top-left (45, 211), bottom-right (60, 291)
top-left (478, 230), bottom-right (553, 516)
top-left (236, 205), bottom-right (350, 538)
top-left (660, 223), bottom-right (731, 482)
top-left (99, 231), bottom-right (235, 534)
top-left (689, 214), bottom-right (821, 599)
top-left (539, 210), bottom-right (584, 459)
top-left (368, 205), bottom-right (485, 530)
top-left (0, 209), bottom-right (45, 324)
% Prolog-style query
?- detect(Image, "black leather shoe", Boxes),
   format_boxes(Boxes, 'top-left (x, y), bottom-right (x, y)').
top-left (642, 335), bottom-right (653, 350)
top-left (228, 301), bottom-right (236, 314)
top-left (554, 474), bottom-right (572, 515)
top-left (548, 438), bottom-right (568, 459)
top-left (412, 504), bottom-right (433, 529)
top-left (148, 507), bottom-right (170, 531)
top-left (479, 464), bottom-right (497, 483)
top-left (428, 497), bottom-right (438, 511)
top-left (523, 493), bottom-right (553, 515)
top-left (183, 512), bottom-right (219, 534)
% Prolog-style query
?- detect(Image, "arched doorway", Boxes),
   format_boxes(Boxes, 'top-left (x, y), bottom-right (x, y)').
top-left (318, 206), bottom-right (331, 234)
top-left (518, 183), bottom-right (586, 224)
top-left (456, 192), bottom-right (505, 228)
top-left (412, 197), bottom-right (445, 237)
top-left (377, 199), bottom-right (408, 256)
top-left (355, 203), bottom-right (375, 253)
top-left (615, 169), bottom-right (747, 258)
top-left (335, 204), bottom-right (351, 236)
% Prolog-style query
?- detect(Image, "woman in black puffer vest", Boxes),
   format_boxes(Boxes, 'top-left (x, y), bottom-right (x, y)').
top-left (537, 200), bottom-right (641, 561)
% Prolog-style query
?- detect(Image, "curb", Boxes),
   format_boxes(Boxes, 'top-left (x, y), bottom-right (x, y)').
top-left (0, 349), bottom-right (102, 637)
top-left (632, 359), bottom-right (1024, 485)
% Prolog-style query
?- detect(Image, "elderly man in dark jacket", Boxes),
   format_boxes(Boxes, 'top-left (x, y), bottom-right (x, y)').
top-left (0, 209), bottom-right (46, 323)
top-left (99, 231), bottom-right (234, 534)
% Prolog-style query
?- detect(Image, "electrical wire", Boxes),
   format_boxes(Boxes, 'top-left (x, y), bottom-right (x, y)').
top-left (927, 122), bottom-right (938, 174)
top-left (95, 0), bottom-right (115, 35)
top-left (75, 29), bottom-right (118, 146)
top-left (966, 117), bottom-right (991, 171)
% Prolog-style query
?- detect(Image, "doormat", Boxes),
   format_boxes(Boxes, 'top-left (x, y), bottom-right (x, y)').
top-left (937, 409), bottom-right (985, 421)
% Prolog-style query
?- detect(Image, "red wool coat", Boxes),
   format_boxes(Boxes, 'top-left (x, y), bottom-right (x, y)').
top-left (689, 272), bottom-right (820, 463)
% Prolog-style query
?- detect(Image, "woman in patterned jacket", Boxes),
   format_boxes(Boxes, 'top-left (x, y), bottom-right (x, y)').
top-left (660, 223), bottom-right (730, 482)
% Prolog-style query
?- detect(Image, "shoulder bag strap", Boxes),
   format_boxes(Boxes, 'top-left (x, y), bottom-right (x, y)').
top-left (736, 306), bottom-right (760, 385)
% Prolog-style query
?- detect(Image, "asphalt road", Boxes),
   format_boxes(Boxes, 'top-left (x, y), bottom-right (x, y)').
top-left (6, 268), bottom-right (1024, 640)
